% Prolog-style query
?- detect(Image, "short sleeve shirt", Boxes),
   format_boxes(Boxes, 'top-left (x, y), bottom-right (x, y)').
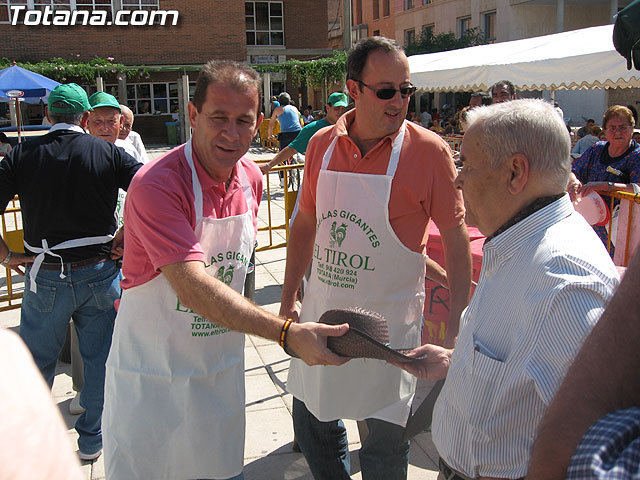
top-left (288, 119), bottom-right (331, 154)
top-left (0, 128), bottom-right (141, 262)
top-left (121, 144), bottom-right (263, 289)
top-left (299, 109), bottom-right (464, 254)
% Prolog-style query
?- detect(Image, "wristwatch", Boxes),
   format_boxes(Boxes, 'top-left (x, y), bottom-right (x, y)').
top-left (0, 250), bottom-right (12, 266)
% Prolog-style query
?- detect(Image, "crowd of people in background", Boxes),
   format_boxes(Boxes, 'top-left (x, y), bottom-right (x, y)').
top-left (405, 84), bottom-right (509, 135)
top-left (404, 84), bottom-right (639, 153)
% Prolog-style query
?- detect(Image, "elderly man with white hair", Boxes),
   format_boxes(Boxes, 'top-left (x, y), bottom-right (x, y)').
top-left (118, 104), bottom-right (150, 164)
top-left (395, 99), bottom-right (619, 480)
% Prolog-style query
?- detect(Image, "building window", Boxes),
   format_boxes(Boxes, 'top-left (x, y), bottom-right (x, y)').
top-left (372, 0), bottom-right (378, 20)
top-left (483, 10), bottom-right (496, 43)
top-left (126, 82), bottom-right (182, 116)
top-left (245, 1), bottom-right (284, 46)
top-left (373, 29), bottom-right (379, 36)
top-left (82, 81), bottom-right (195, 116)
top-left (382, 0), bottom-right (389, 17)
top-left (404, 0), bottom-right (413, 10)
top-left (121, 0), bottom-right (158, 10)
top-left (457, 16), bottom-right (471, 38)
top-left (77, 0), bottom-right (113, 9)
top-left (404, 28), bottom-right (415, 46)
top-left (0, 0), bottom-right (116, 24)
top-left (75, 0), bottom-right (112, 21)
top-left (422, 23), bottom-right (434, 38)
top-left (1, 0), bottom-right (26, 23)
top-left (32, 0), bottom-right (70, 11)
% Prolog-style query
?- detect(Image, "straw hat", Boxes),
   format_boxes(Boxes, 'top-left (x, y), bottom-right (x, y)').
top-left (320, 308), bottom-right (423, 363)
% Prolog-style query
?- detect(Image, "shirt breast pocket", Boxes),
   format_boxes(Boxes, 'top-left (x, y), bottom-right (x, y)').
top-left (468, 347), bottom-right (507, 430)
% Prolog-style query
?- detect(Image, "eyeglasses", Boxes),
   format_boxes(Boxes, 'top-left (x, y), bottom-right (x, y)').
top-left (357, 80), bottom-right (416, 100)
top-left (606, 125), bottom-right (633, 133)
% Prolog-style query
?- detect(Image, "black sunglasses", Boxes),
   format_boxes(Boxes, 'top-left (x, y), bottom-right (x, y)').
top-left (357, 80), bottom-right (417, 100)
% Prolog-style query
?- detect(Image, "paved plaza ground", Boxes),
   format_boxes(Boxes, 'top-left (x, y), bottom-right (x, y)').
top-left (0, 142), bottom-right (440, 480)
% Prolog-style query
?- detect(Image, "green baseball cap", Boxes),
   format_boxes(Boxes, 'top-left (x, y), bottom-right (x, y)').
top-left (47, 83), bottom-right (92, 114)
top-left (88, 91), bottom-right (121, 111)
top-left (327, 92), bottom-right (348, 107)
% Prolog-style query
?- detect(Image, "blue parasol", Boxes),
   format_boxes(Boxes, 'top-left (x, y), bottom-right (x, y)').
top-left (0, 64), bottom-right (60, 103)
top-left (0, 64), bottom-right (60, 142)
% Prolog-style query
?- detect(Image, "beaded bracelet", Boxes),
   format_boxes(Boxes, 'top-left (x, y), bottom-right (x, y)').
top-left (279, 318), bottom-right (293, 354)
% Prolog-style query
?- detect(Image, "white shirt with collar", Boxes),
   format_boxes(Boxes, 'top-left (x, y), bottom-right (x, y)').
top-left (115, 138), bottom-right (142, 163)
top-left (48, 123), bottom-right (86, 134)
top-left (432, 195), bottom-right (619, 479)
top-left (123, 130), bottom-right (149, 164)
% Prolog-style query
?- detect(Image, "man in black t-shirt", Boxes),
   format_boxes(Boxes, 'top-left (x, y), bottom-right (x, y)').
top-left (0, 83), bottom-right (141, 461)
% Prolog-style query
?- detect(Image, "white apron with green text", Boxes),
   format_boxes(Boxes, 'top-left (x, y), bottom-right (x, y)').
top-left (103, 140), bottom-right (255, 480)
top-left (287, 122), bottom-right (427, 427)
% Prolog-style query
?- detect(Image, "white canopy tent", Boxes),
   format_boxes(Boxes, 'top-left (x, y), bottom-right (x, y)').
top-left (408, 24), bottom-right (640, 93)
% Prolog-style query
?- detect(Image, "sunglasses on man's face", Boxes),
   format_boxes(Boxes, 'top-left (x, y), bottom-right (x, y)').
top-left (357, 80), bottom-right (417, 100)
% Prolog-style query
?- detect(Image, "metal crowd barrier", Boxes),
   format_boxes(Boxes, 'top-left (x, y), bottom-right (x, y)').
top-left (2, 184), bottom-right (636, 310)
top-left (255, 163), bottom-right (304, 252)
top-left (0, 159), bottom-right (304, 311)
top-left (1, 196), bottom-right (23, 311)
top-left (607, 191), bottom-right (640, 267)
top-left (441, 135), bottom-right (462, 152)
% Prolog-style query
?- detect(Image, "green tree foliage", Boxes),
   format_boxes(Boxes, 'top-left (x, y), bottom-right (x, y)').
top-left (405, 27), bottom-right (485, 56)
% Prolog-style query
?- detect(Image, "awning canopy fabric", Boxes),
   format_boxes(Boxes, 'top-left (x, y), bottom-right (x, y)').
top-left (408, 24), bottom-right (640, 92)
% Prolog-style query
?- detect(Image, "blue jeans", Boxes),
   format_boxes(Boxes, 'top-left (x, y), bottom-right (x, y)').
top-left (293, 398), bottom-right (410, 480)
top-left (20, 260), bottom-right (120, 455)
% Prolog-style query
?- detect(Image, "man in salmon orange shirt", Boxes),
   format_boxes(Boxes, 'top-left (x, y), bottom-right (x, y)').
top-left (280, 37), bottom-right (472, 480)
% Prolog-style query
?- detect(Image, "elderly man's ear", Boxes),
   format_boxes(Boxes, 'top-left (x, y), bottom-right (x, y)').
top-left (506, 153), bottom-right (529, 195)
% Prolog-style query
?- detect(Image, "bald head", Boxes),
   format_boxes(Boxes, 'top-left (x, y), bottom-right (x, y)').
top-left (119, 104), bottom-right (134, 140)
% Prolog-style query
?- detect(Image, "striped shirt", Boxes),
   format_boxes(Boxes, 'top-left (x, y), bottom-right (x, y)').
top-left (432, 195), bottom-right (619, 479)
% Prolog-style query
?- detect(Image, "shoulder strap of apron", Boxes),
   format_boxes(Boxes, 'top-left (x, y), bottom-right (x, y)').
top-left (184, 140), bottom-right (204, 223)
top-left (320, 136), bottom-right (339, 171)
top-left (236, 162), bottom-right (254, 224)
top-left (387, 121), bottom-right (406, 177)
top-left (184, 140), bottom-right (253, 224)
top-left (320, 121), bottom-right (406, 178)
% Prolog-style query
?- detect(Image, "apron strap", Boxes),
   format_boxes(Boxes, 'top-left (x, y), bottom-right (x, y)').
top-left (386, 121), bottom-right (406, 178)
top-left (184, 140), bottom-right (204, 223)
top-left (320, 123), bottom-right (406, 178)
top-left (24, 235), bottom-right (114, 293)
top-left (236, 162), bottom-right (254, 225)
top-left (320, 136), bottom-right (339, 171)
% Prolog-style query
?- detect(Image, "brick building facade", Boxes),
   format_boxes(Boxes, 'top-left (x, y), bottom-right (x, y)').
top-left (1, 0), bottom-right (330, 143)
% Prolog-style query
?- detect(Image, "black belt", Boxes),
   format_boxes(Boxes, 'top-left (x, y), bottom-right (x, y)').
top-left (35, 256), bottom-right (109, 271)
top-left (439, 458), bottom-right (474, 480)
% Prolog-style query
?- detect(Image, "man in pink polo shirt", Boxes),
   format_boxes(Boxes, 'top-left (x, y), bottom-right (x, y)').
top-left (280, 37), bottom-right (472, 479)
top-left (102, 60), bottom-right (349, 480)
